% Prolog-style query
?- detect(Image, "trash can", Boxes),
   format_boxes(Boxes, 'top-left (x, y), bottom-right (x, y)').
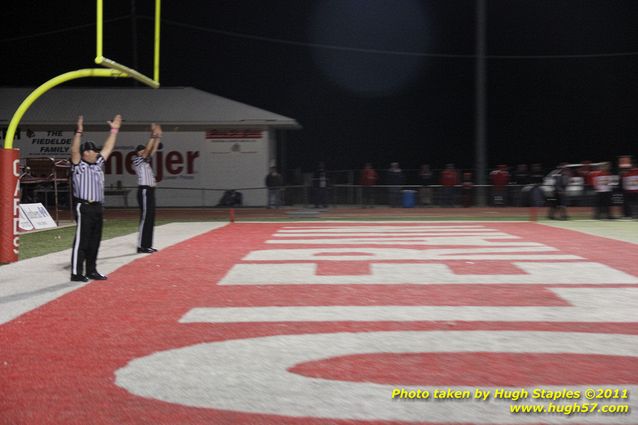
top-left (401, 190), bottom-right (416, 208)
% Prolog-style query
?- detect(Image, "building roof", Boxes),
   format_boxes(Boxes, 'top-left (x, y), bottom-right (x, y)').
top-left (0, 86), bottom-right (301, 130)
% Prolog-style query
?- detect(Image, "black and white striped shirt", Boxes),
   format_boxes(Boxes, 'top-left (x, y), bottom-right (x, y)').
top-left (72, 156), bottom-right (105, 202)
top-left (132, 155), bottom-right (156, 187)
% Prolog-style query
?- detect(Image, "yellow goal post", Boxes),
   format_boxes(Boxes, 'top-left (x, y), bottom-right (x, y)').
top-left (0, 0), bottom-right (161, 263)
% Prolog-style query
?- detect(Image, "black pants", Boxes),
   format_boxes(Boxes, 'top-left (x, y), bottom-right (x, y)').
top-left (622, 191), bottom-right (634, 217)
top-left (548, 191), bottom-right (568, 219)
top-left (137, 186), bottom-right (156, 249)
top-left (594, 191), bottom-right (612, 219)
top-left (625, 191), bottom-right (638, 218)
top-left (314, 187), bottom-right (327, 208)
top-left (71, 201), bottom-right (103, 276)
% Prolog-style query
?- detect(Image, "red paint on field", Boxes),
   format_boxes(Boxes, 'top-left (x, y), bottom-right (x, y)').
top-left (291, 353), bottom-right (638, 386)
top-left (317, 261), bottom-right (371, 275)
top-left (446, 261), bottom-right (531, 275)
top-left (1, 222), bottom-right (637, 425)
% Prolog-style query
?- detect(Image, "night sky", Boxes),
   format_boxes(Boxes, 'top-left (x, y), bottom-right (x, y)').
top-left (2, 0), bottom-right (638, 175)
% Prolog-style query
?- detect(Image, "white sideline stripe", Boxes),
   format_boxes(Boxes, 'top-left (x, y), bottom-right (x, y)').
top-left (180, 288), bottom-right (638, 324)
top-left (219, 262), bottom-right (638, 285)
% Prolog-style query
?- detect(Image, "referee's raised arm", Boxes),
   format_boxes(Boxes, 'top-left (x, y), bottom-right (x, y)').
top-left (100, 114), bottom-right (122, 161)
top-left (139, 123), bottom-right (162, 159)
top-left (148, 123), bottom-right (162, 156)
top-left (71, 115), bottom-right (83, 165)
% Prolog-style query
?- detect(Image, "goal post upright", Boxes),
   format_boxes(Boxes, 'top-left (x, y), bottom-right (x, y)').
top-left (154, 0), bottom-right (161, 82)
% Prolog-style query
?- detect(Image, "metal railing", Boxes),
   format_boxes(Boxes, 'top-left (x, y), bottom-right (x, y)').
top-left (27, 183), bottom-right (626, 209)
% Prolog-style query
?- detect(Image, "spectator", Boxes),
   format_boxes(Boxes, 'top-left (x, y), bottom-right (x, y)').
top-left (490, 164), bottom-right (510, 206)
top-left (386, 162), bottom-right (405, 207)
top-left (440, 164), bottom-right (459, 207)
top-left (621, 159), bottom-right (638, 219)
top-left (528, 163), bottom-right (545, 207)
top-left (547, 165), bottom-right (570, 220)
top-left (591, 162), bottom-right (614, 219)
top-left (619, 157), bottom-right (633, 218)
top-left (359, 163), bottom-right (378, 208)
top-left (418, 164), bottom-right (434, 206)
top-left (265, 166), bottom-right (284, 208)
top-left (312, 162), bottom-right (329, 208)
top-left (462, 171), bottom-right (473, 207)
top-left (579, 160), bottom-right (595, 206)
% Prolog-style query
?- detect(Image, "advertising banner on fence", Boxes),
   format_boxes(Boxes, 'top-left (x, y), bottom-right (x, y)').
top-left (6, 129), bottom-right (271, 207)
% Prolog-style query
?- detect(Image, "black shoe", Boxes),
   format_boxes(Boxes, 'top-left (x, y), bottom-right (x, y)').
top-left (137, 247), bottom-right (154, 253)
top-left (70, 274), bottom-right (89, 282)
top-left (149, 247), bottom-right (158, 252)
top-left (87, 272), bottom-right (108, 280)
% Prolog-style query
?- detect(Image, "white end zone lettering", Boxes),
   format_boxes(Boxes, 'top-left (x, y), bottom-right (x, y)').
top-left (116, 331), bottom-right (638, 423)
top-left (114, 223), bottom-right (638, 424)
top-left (242, 246), bottom-right (581, 261)
top-left (219, 262), bottom-right (638, 285)
top-left (179, 288), bottom-right (638, 323)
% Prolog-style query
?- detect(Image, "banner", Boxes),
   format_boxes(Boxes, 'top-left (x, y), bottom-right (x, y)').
top-left (19, 203), bottom-right (57, 230)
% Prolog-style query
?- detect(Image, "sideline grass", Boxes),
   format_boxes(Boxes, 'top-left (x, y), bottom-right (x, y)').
top-left (539, 219), bottom-right (638, 244)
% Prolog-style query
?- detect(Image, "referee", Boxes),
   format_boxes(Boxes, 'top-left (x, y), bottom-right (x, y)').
top-left (70, 114), bottom-right (122, 282)
top-left (132, 123), bottom-right (162, 253)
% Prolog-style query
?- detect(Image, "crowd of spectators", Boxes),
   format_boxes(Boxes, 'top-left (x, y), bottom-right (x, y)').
top-left (272, 157), bottom-right (638, 219)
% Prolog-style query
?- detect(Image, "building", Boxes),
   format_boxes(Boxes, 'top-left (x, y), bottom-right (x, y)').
top-left (0, 87), bottom-right (300, 207)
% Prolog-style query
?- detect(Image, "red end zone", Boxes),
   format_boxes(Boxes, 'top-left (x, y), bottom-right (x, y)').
top-left (1, 222), bottom-right (637, 424)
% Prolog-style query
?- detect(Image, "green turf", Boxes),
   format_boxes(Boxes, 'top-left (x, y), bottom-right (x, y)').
top-left (18, 219), bottom-right (138, 260)
top-left (539, 219), bottom-right (638, 244)
top-left (17, 218), bottom-right (189, 260)
top-left (16, 218), bottom-right (228, 260)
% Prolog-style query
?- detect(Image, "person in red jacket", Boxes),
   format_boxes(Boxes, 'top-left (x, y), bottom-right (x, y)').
top-left (462, 171), bottom-right (474, 207)
top-left (590, 162), bottom-right (614, 219)
top-left (490, 164), bottom-right (510, 206)
top-left (440, 164), bottom-right (459, 207)
top-left (359, 163), bottom-right (378, 208)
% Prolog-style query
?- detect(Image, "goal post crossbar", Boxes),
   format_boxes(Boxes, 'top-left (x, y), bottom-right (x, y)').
top-left (96, 0), bottom-right (161, 87)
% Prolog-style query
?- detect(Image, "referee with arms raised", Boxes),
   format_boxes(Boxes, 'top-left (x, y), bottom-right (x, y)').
top-left (70, 114), bottom-right (122, 282)
top-left (132, 123), bottom-right (162, 253)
